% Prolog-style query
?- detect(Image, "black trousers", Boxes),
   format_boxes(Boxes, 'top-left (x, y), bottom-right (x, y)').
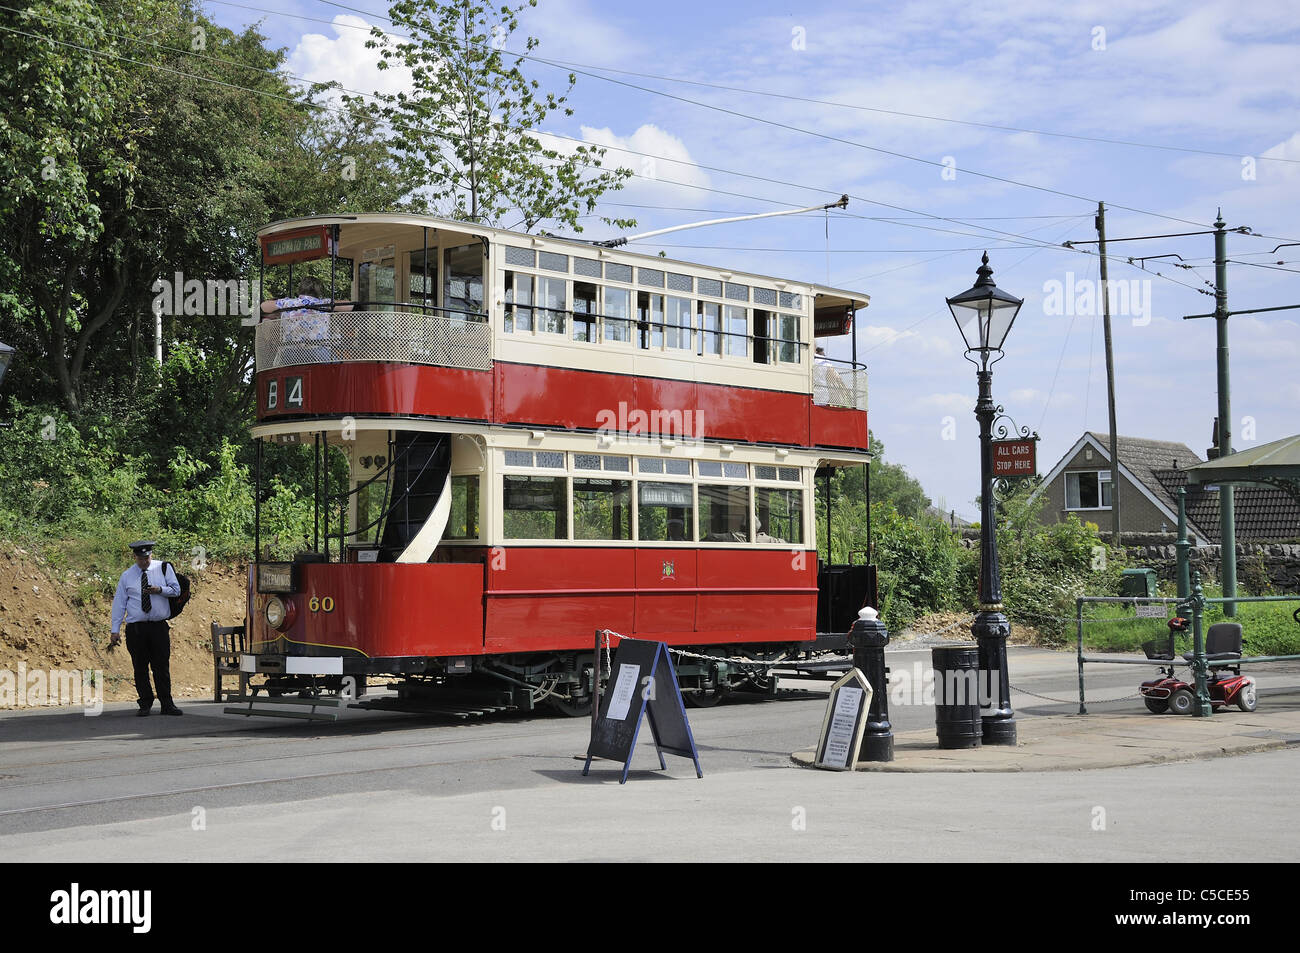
top-left (125, 620), bottom-right (172, 710)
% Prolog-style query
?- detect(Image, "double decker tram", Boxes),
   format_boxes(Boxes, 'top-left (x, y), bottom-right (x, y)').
top-left (240, 214), bottom-right (872, 713)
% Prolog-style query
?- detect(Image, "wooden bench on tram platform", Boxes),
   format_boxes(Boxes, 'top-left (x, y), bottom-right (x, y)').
top-left (211, 621), bottom-right (249, 702)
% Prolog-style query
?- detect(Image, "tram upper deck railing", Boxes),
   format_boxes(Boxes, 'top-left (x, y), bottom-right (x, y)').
top-left (254, 299), bottom-right (867, 411)
top-left (255, 303), bottom-right (492, 372)
top-left (813, 358), bottom-right (868, 412)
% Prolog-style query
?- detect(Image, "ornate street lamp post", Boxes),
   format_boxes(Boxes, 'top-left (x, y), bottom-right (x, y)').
top-left (947, 253), bottom-right (1023, 746)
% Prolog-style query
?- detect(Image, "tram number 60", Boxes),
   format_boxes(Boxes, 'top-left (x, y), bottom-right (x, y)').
top-left (309, 596), bottom-right (335, 613)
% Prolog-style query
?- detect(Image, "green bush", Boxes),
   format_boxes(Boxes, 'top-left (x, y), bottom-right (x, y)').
top-left (966, 479), bottom-right (1127, 644)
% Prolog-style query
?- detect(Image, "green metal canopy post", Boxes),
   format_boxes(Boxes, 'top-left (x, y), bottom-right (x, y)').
top-left (1176, 486), bottom-right (1191, 600)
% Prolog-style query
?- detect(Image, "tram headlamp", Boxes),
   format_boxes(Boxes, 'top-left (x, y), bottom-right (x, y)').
top-left (265, 596), bottom-right (296, 631)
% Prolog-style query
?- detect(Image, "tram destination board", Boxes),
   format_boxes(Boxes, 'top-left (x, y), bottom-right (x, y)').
top-left (583, 638), bottom-right (703, 784)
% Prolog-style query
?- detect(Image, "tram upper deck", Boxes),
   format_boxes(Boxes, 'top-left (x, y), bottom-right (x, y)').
top-left (254, 214), bottom-right (869, 450)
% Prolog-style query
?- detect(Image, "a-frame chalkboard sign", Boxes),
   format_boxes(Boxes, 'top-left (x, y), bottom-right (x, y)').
top-left (582, 638), bottom-right (704, 784)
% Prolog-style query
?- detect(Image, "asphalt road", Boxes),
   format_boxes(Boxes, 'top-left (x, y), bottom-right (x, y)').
top-left (2, 646), bottom-right (1298, 861)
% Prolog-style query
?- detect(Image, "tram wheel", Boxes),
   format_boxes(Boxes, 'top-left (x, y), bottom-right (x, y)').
top-left (684, 687), bottom-right (728, 708)
top-left (546, 694), bottom-right (593, 717)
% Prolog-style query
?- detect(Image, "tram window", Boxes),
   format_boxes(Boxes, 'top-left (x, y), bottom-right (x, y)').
top-left (503, 476), bottom-right (568, 539)
top-left (779, 291), bottom-right (802, 310)
top-left (724, 305), bottom-right (748, 358)
top-left (444, 243), bottom-right (484, 316)
top-left (574, 453), bottom-right (601, 471)
top-left (755, 465), bottom-right (778, 481)
top-left (574, 478), bottom-right (632, 540)
top-left (445, 475), bottom-right (480, 540)
top-left (777, 313), bottom-right (800, 363)
top-left (537, 275), bottom-right (567, 334)
top-left (723, 462), bottom-right (748, 479)
top-left (637, 292), bottom-right (664, 349)
top-left (359, 257), bottom-right (395, 312)
top-left (697, 461), bottom-right (722, 477)
top-left (665, 458), bottom-right (690, 475)
top-left (725, 282), bottom-right (749, 302)
top-left (665, 296), bottom-right (692, 350)
top-left (407, 250), bottom-right (437, 314)
top-left (539, 251), bottom-right (569, 273)
top-left (638, 457), bottom-right (663, 475)
top-left (638, 482), bottom-right (694, 542)
top-left (754, 287), bottom-right (777, 307)
top-left (604, 287), bottom-right (632, 344)
top-left (606, 262), bottom-right (632, 283)
top-left (698, 484), bottom-right (750, 542)
top-left (779, 466), bottom-right (800, 481)
top-left (699, 302), bottom-right (721, 356)
top-left (602, 455), bottom-right (630, 472)
top-left (505, 450), bottom-right (534, 467)
top-left (752, 310), bottom-right (771, 364)
top-left (756, 486), bottom-right (803, 544)
top-left (573, 281), bottom-right (598, 342)
top-left (697, 277), bottom-right (722, 298)
top-left (574, 256), bottom-right (602, 278)
top-left (536, 451), bottom-right (564, 468)
top-left (504, 272), bottom-right (533, 333)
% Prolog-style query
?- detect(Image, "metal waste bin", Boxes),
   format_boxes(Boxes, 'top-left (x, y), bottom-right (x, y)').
top-left (1121, 568), bottom-right (1158, 598)
top-left (931, 643), bottom-right (982, 749)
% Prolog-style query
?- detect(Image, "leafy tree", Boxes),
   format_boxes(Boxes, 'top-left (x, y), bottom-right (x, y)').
top-left (358, 0), bottom-right (634, 232)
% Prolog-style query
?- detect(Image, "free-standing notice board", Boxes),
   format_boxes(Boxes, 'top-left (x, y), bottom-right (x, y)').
top-left (582, 638), bottom-right (703, 784)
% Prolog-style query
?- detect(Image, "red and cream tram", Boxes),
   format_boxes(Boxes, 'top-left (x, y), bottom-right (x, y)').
top-left (239, 213), bottom-right (871, 712)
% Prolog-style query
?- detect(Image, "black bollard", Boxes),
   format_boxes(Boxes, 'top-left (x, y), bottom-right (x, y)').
top-left (849, 606), bottom-right (894, 762)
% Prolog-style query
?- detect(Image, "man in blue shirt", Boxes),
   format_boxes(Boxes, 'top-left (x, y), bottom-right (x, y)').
top-left (110, 541), bottom-right (182, 716)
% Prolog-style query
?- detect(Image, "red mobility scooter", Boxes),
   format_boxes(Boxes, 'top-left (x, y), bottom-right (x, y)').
top-left (1140, 616), bottom-right (1256, 715)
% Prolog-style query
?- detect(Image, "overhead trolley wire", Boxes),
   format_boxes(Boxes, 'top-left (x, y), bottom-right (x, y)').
top-left (0, 11), bottom-right (1235, 296)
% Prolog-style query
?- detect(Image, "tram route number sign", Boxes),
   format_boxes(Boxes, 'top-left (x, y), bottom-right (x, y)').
top-left (992, 439), bottom-right (1037, 477)
top-left (583, 638), bottom-right (703, 784)
top-left (265, 375), bottom-right (305, 413)
top-left (814, 668), bottom-right (873, 771)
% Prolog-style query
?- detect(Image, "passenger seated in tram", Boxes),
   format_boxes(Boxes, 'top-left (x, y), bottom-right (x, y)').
top-left (667, 519), bottom-right (687, 542)
top-left (260, 276), bottom-right (352, 363)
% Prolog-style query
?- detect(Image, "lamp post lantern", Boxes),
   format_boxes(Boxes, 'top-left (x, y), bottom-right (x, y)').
top-left (0, 341), bottom-right (13, 389)
top-left (946, 253), bottom-right (1022, 746)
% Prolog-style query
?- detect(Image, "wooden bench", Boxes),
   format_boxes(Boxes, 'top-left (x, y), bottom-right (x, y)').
top-left (211, 622), bottom-right (249, 702)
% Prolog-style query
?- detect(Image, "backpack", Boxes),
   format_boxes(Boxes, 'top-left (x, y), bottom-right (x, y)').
top-left (160, 561), bottom-right (192, 619)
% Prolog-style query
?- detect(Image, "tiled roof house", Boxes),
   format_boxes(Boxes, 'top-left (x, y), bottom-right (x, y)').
top-left (1034, 432), bottom-right (1300, 544)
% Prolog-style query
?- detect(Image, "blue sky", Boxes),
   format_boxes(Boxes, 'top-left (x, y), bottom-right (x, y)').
top-left (208, 0), bottom-right (1300, 519)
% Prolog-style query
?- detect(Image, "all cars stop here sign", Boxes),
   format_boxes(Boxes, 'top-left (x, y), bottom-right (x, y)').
top-left (992, 439), bottom-right (1036, 477)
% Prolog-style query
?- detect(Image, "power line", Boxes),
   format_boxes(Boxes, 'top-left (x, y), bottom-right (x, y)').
top-left (215, 0), bottom-right (1214, 229)
top-left (0, 15), bottom-right (1106, 263)
top-left (308, 0), bottom-right (1300, 173)
top-left (0, 12), bottom-right (1229, 298)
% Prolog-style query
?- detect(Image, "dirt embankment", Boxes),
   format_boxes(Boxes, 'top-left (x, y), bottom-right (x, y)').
top-left (0, 547), bottom-right (248, 707)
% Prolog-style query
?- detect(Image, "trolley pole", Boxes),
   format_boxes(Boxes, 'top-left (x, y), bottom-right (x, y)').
top-left (1213, 212), bottom-right (1238, 617)
top-left (1096, 202), bottom-right (1122, 545)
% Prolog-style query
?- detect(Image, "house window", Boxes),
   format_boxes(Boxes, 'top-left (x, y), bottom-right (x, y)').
top-left (1066, 470), bottom-right (1112, 509)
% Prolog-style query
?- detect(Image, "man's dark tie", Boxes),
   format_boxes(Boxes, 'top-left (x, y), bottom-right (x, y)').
top-left (140, 564), bottom-right (152, 613)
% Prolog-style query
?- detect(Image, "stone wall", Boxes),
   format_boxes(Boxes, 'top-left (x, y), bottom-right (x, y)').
top-left (1122, 542), bottom-right (1300, 594)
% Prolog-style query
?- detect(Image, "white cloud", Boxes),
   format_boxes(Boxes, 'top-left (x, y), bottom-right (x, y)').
top-left (285, 15), bottom-right (412, 103)
top-left (577, 124), bottom-right (710, 192)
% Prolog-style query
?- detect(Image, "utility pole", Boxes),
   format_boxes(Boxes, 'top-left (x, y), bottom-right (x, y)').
top-left (1096, 202), bottom-right (1122, 546)
top-left (1213, 211), bottom-right (1237, 617)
